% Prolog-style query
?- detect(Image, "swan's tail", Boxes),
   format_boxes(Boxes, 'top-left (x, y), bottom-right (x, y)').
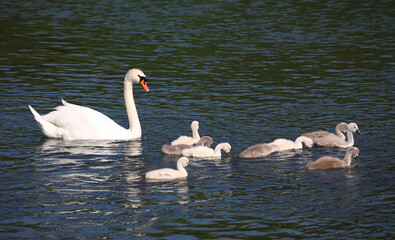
top-left (29, 105), bottom-right (48, 133)
top-left (29, 105), bottom-right (41, 120)
top-left (28, 105), bottom-right (71, 139)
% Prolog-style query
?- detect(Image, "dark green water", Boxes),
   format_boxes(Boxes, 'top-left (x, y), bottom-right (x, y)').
top-left (1, 0), bottom-right (394, 239)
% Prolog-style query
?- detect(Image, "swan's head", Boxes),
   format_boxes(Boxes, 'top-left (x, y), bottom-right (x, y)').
top-left (219, 142), bottom-right (232, 155)
top-left (304, 137), bottom-right (314, 148)
top-left (198, 136), bottom-right (213, 147)
top-left (191, 120), bottom-right (199, 130)
top-left (338, 122), bottom-right (348, 132)
top-left (178, 157), bottom-right (190, 168)
top-left (296, 136), bottom-right (314, 148)
top-left (222, 143), bottom-right (232, 157)
top-left (126, 68), bottom-right (150, 92)
top-left (347, 123), bottom-right (360, 135)
top-left (348, 147), bottom-right (360, 162)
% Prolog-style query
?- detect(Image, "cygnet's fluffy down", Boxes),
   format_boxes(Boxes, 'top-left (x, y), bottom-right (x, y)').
top-left (302, 122), bottom-right (348, 141)
top-left (240, 144), bottom-right (280, 158)
top-left (162, 136), bottom-right (213, 155)
top-left (315, 123), bottom-right (360, 148)
top-left (269, 136), bottom-right (314, 151)
top-left (171, 121), bottom-right (200, 145)
top-left (306, 147), bottom-right (359, 170)
top-left (145, 157), bottom-right (189, 180)
top-left (182, 142), bottom-right (231, 158)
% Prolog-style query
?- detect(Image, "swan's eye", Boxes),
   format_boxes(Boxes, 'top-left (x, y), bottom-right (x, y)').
top-left (138, 75), bottom-right (147, 82)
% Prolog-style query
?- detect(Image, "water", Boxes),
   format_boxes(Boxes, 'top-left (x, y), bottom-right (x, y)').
top-left (1, 0), bottom-right (394, 239)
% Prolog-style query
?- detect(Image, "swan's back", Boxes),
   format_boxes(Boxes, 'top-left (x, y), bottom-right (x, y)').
top-left (269, 138), bottom-right (296, 151)
top-left (314, 134), bottom-right (344, 147)
top-left (42, 101), bottom-right (128, 139)
top-left (306, 156), bottom-right (343, 170)
top-left (171, 136), bottom-right (199, 146)
top-left (302, 122), bottom-right (348, 141)
top-left (162, 144), bottom-right (192, 155)
top-left (240, 144), bottom-right (279, 158)
top-left (145, 157), bottom-right (189, 180)
top-left (145, 168), bottom-right (183, 179)
top-left (182, 146), bottom-right (215, 158)
top-left (162, 136), bottom-right (213, 155)
top-left (302, 131), bottom-right (330, 139)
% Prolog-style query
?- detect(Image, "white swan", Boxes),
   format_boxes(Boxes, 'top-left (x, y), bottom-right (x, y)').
top-left (306, 147), bottom-right (359, 170)
top-left (269, 136), bottom-right (313, 151)
top-left (315, 123), bottom-right (360, 148)
top-left (182, 142), bottom-right (231, 158)
top-left (171, 121), bottom-right (200, 145)
top-left (145, 157), bottom-right (189, 180)
top-left (162, 136), bottom-right (213, 155)
top-left (302, 122), bottom-right (348, 141)
top-left (240, 143), bottom-right (280, 158)
top-left (28, 69), bottom-right (150, 140)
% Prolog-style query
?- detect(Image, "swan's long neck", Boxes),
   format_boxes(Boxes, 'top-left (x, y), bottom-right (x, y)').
top-left (124, 78), bottom-right (141, 138)
top-left (345, 130), bottom-right (354, 147)
top-left (214, 144), bottom-right (225, 156)
top-left (343, 150), bottom-right (353, 166)
top-left (177, 161), bottom-right (188, 176)
top-left (294, 137), bottom-right (306, 149)
top-left (335, 126), bottom-right (345, 139)
top-left (192, 126), bottom-right (200, 139)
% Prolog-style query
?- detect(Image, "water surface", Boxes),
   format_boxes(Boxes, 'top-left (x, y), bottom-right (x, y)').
top-left (1, 0), bottom-right (394, 239)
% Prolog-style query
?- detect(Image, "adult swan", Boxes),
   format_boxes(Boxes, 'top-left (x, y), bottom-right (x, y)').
top-left (28, 69), bottom-right (150, 140)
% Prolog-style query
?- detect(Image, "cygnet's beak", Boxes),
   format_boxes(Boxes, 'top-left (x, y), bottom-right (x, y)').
top-left (140, 79), bottom-right (150, 93)
top-left (226, 152), bottom-right (231, 157)
top-left (354, 156), bottom-right (359, 162)
top-left (356, 129), bottom-right (361, 135)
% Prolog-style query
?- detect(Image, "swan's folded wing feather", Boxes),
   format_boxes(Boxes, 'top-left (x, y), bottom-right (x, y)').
top-left (42, 103), bottom-right (126, 139)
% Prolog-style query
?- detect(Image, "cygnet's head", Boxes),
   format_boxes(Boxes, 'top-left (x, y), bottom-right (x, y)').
top-left (197, 136), bottom-right (213, 147)
top-left (191, 120), bottom-right (199, 130)
top-left (349, 147), bottom-right (359, 156)
top-left (220, 143), bottom-right (232, 157)
top-left (347, 123), bottom-right (360, 134)
top-left (304, 137), bottom-right (314, 148)
top-left (126, 68), bottom-right (150, 92)
top-left (178, 157), bottom-right (190, 167)
top-left (222, 143), bottom-right (232, 153)
top-left (297, 136), bottom-right (314, 148)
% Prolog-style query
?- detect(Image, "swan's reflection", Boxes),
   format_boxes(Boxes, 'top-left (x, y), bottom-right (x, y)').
top-left (36, 138), bottom-right (142, 158)
top-left (33, 138), bottom-right (146, 205)
top-left (144, 180), bottom-right (190, 205)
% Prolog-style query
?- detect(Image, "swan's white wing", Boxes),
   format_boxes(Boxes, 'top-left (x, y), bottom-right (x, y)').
top-left (182, 146), bottom-right (215, 157)
top-left (145, 168), bottom-right (180, 179)
top-left (41, 101), bottom-right (128, 139)
top-left (171, 136), bottom-right (199, 145)
top-left (269, 139), bottom-right (295, 151)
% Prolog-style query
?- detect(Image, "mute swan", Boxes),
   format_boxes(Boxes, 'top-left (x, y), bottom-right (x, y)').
top-left (145, 157), bottom-right (189, 180)
top-left (315, 123), bottom-right (360, 148)
top-left (182, 142), bottom-right (231, 158)
top-left (302, 122), bottom-right (348, 141)
top-left (171, 121), bottom-right (200, 145)
top-left (269, 136), bottom-right (313, 151)
top-left (306, 147), bottom-right (359, 170)
top-left (162, 136), bottom-right (213, 155)
top-left (240, 143), bottom-right (280, 158)
top-left (28, 69), bottom-right (150, 140)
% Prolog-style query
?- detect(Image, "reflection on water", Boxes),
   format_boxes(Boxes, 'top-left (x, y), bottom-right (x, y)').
top-left (36, 138), bottom-right (142, 157)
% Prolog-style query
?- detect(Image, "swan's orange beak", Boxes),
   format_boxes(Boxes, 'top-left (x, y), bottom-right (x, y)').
top-left (140, 79), bottom-right (150, 93)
